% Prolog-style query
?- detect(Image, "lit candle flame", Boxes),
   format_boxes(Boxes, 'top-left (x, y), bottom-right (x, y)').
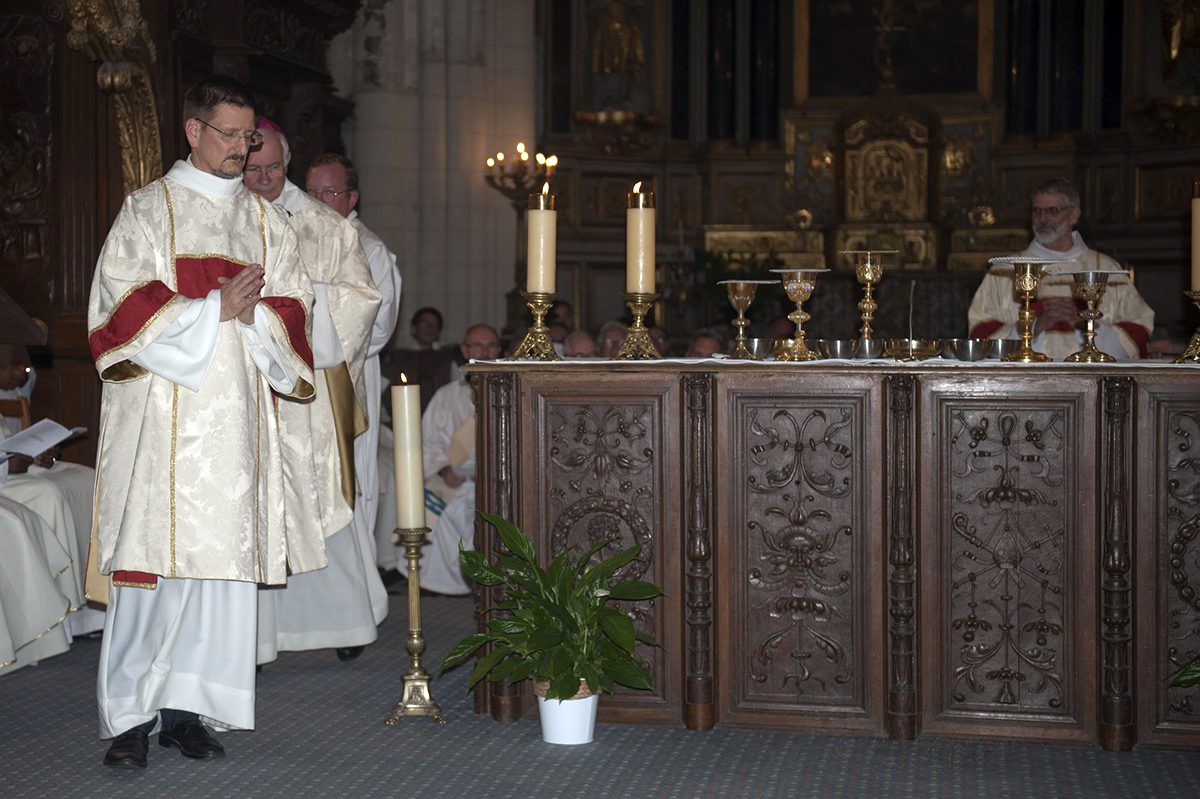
top-left (400, 373), bottom-right (409, 385)
top-left (535, 152), bottom-right (545, 165)
top-left (486, 157), bottom-right (495, 168)
top-left (496, 152), bottom-right (504, 162)
top-left (520, 151), bottom-right (529, 161)
top-left (546, 155), bottom-right (558, 167)
top-left (633, 181), bottom-right (642, 193)
top-left (516, 142), bottom-right (526, 154)
top-left (542, 182), bottom-right (550, 195)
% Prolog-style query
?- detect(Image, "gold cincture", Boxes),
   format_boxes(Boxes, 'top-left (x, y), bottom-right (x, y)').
top-left (1064, 272), bottom-right (1115, 363)
top-left (386, 525), bottom-right (446, 725)
top-left (614, 293), bottom-right (663, 360)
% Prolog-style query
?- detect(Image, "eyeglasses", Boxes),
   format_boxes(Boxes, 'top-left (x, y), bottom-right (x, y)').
top-left (1031, 205), bottom-right (1074, 218)
top-left (307, 187), bottom-right (352, 202)
top-left (195, 117), bottom-right (263, 147)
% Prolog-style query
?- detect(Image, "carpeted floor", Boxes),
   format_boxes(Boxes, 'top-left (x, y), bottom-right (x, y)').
top-left (1, 593), bottom-right (1198, 799)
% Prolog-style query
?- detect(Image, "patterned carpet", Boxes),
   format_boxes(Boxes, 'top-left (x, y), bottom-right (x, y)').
top-left (1, 593), bottom-right (1198, 799)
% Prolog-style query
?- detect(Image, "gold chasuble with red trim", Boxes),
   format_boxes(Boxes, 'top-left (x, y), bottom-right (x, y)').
top-left (86, 160), bottom-right (325, 593)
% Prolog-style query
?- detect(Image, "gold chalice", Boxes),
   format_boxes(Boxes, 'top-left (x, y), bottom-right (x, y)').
top-left (770, 268), bottom-right (828, 361)
top-left (719, 279), bottom-right (775, 359)
top-left (1064, 271), bottom-right (1114, 363)
top-left (988, 255), bottom-right (1072, 363)
top-left (841, 249), bottom-right (896, 342)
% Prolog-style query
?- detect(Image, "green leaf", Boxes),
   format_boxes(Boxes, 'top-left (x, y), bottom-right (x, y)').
top-left (574, 536), bottom-right (615, 573)
top-left (608, 579), bottom-right (663, 601)
top-left (467, 645), bottom-right (512, 689)
top-left (527, 627), bottom-right (564, 651)
top-left (597, 607), bottom-right (636, 654)
top-left (480, 511), bottom-right (537, 565)
top-left (634, 628), bottom-right (660, 648)
top-left (584, 544), bottom-right (641, 588)
top-left (548, 671), bottom-right (583, 701)
top-left (459, 549), bottom-right (504, 585)
top-left (1170, 663), bottom-right (1200, 688)
top-left (439, 633), bottom-right (489, 673)
top-left (601, 648), bottom-right (653, 691)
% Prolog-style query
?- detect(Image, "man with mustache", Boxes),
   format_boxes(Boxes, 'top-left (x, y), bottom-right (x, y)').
top-left (968, 177), bottom-right (1154, 360)
top-left (87, 75), bottom-right (318, 769)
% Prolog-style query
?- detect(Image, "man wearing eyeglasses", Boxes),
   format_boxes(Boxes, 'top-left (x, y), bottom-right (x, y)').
top-left (244, 123), bottom-right (390, 668)
top-left (88, 76), bottom-right (318, 769)
top-left (305, 154), bottom-right (404, 583)
top-left (968, 177), bottom-right (1154, 360)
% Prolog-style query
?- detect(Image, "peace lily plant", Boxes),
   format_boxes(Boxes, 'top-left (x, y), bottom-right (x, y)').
top-left (440, 511), bottom-right (663, 702)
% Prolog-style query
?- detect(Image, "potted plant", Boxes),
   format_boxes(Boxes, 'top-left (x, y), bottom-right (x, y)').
top-left (439, 511), bottom-right (663, 744)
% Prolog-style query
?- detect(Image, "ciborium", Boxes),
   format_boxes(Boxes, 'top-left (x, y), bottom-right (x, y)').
top-left (1064, 271), bottom-right (1114, 363)
top-left (719, 279), bottom-right (775, 359)
top-left (506, 291), bottom-right (560, 361)
top-left (1176, 291), bottom-right (1200, 364)
top-left (988, 256), bottom-right (1071, 363)
top-left (841, 249), bottom-right (896, 342)
top-left (614, 292), bottom-right (663, 359)
top-left (770, 268), bottom-right (828, 361)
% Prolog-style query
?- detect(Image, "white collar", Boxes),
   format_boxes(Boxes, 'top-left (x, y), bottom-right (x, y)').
top-left (276, 179), bottom-right (307, 215)
top-left (166, 157), bottom-right (246, 198)
top-left (347, 209), bottom-right (361, 224)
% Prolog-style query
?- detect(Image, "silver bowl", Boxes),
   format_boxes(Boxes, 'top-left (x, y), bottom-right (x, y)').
top-left (943, 338), bottom-right (991, 361)
top-left (854, 338), bottom-right (886, 359)
top-left (745, 338), bottom-right (775, 360)
top-left (990, 339), bottom-right (1021, 360)
top-left (815, 339), bottom-right (857, 359)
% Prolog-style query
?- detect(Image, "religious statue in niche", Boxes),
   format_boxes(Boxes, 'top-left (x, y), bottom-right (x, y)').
top-left (1162, 0), bottom-right (1200, 93)
top-left (588, 0), bottom-right (646, 110)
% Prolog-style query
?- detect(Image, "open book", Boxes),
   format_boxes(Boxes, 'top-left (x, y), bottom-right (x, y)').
top-left (0, 419), bottom-right (87, 463)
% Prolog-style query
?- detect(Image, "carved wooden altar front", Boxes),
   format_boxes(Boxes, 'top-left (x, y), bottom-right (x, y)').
top-left (468, 362), bottom-right (1200, 751)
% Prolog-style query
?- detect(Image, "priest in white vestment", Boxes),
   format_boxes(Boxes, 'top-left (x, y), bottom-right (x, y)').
top-left (967, 178), bottom-right (1154, 361)
top-left (86, 77), bottom-right (317, 770)
top-left (246, 127), bottom-right (388, 665)
top-left (305, 152), bottom-right (404, 602)
top-left (0, 495), bottom-right (73, 676)
top-left (393, 324), bottom-right (499, 595)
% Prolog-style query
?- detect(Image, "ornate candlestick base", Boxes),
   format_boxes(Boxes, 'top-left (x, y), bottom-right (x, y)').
top-left (386, 525), bottom-right (446, 725)
top-left (1175, 290), bottom-right (1200, 363)
top-left (507, 291), bottom-right (561, 361)
top-left (614, 292), bottom-right (663, 359)
top-left (771, 268), bottom-right (826, 361)
top-left (1005, 262), bottom-right (1050, 363)
top-left (1065, 271), bottom-right (1114, 363)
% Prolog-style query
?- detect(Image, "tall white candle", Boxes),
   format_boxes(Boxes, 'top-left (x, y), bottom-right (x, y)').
top-left (527, 183), bottom-right (557, 294)
top-left (1191, 180), bottom-right (1200, 292)
top-left (626, 181), bottom-right (656, 294)
top-left (391, 376), bottom-right (425, 529)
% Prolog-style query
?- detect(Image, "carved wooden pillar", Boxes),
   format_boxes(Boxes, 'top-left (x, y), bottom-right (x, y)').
top-left (682, 373), bottom-right (715, 730)
top-left (886, 373), bottom-right (917, 740)
top-left (1100, 376), bottom-right (1133, 751)
top-left (475, 372), bottom-right (524, 722)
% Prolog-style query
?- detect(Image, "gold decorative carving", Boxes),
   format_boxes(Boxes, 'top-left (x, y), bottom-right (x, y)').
top-left (67, 0), bottom-right (161, 196)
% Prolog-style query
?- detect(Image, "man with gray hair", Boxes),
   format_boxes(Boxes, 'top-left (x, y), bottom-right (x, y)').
top-left (967, 177), bottom-right (1154, 360)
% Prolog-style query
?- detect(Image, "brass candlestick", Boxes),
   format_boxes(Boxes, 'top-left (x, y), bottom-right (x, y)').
top-left (720, 279), bottom-right (774, 359)
top-left (842, 249), bottom-right (896, 341)
top-left (614, 292), bottom-right (663, 359)
top-left (771, 268), bottom-right (827, 361)
top-left (386, 525), bottom-right (446, 725)
top-left (507, 291), bottom-right (560, 361)
top-left (1065, 271), bottom-right (1114, 363)
top-left (1176, 290), bottom-right (1200, 363)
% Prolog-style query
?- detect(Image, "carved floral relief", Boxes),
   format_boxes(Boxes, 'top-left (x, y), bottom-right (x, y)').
top-left (1166, 410), bottom-right (1200, 719)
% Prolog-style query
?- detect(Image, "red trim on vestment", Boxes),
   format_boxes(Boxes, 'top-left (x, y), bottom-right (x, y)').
top-left (175, 256), bottom-right (247, 299)
top-left (89, 281), bottom-right (177, 362)
top-left (261, 296), bottom-right (313, 369)
top-left (1116, 321), bottom-right (1150, 358)
top-left (112, 570), bottom-right (158, 588)
top-left (970, 320), bottom-right (1004, 340)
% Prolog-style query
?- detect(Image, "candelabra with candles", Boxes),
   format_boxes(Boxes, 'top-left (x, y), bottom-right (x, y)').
top-left (483, 143), bottom-right (558, 335)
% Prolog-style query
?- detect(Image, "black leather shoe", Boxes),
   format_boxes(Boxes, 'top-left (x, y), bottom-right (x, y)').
top-left (158, 720), bottom-right (225, 759)
top-left (103, 729), bottom-right (149, 769)
top-left (336, 645), bottom-right (365, 661)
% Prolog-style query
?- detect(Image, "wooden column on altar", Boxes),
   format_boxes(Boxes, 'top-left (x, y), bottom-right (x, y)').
top-left (467, 361), bottom-right (1200, 751)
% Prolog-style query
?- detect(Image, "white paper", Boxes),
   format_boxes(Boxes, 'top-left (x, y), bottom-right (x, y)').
top-left (0, 419), bottom-right (87, 457)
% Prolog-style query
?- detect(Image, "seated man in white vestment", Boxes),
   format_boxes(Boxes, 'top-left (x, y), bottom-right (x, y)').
top-left (87, 76), bottom-right (318, 770)
top-left (305, 152), bottom-right (404, 613)
top-left (967, 177), bottom-right (1155, 361)
top-left (0, 495), bottom-right (74, 676)
top-left (245, 126), bottom-right (387, 665)
top-left (392, 323), bottom-right (499, 595)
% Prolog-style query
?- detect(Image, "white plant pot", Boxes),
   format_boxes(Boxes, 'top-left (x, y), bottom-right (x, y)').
top-left (536, 694), bottom-right (599, 745)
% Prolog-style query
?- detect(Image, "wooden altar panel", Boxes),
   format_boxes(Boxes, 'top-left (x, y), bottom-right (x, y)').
top-left (1135, 377), bottom-right (1200, 748)
top-left (917, 374), bottom-right (1099, 743)
top-left (716, 373), bottom-right (886, 733)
